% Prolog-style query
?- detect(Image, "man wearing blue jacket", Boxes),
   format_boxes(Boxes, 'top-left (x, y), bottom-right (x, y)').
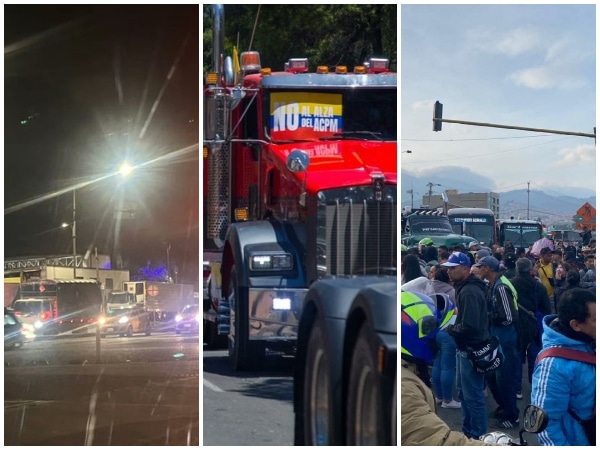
top-left (531, 288), bottom-right (595, 446)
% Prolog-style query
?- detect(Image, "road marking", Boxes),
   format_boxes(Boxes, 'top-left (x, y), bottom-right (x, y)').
top-left (203, 378), bottom-right (224, 392)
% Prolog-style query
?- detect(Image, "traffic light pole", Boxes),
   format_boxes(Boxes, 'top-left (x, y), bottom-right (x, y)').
top-left (432, 101), bottom-right (596, 139)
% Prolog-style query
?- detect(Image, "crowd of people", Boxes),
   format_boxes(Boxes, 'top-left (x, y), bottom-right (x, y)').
top-left (401, 236), bottom-right (596, 446)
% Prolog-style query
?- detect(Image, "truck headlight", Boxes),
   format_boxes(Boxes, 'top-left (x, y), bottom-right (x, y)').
top-left (34, 320), bottom-right (44, 329)
top-left (118, 316), bottom-right (129, 324)
top-left (98, 316), bottom-right (106, 325)
top-left (250, 254), bottom-right (293, 270)
top-left (272, 297), bottom-right (292, 310)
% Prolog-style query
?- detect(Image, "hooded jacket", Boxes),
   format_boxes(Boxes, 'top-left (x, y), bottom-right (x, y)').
top-left (531, 315), bottom-right (596, 446)
top-left (509, 273), bottom-right (551, 316)
top-left (447, 274), bottom-right (489, 350)
top-left (401, 361), bottom-right (493, 446)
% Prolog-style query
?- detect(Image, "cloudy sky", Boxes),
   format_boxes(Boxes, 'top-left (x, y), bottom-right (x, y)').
top-left (400, 4), bottom-right (596, 195)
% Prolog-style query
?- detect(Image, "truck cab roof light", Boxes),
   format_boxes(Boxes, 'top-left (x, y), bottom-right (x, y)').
top-left (260, 68), bottom-right (272, 76)
top-left (353, 65), bottom-right (367, 74)
top-left (335, 65), bottom-right (348, 74)
top-left (367, 58), bottom-right (389, 73)
top-left (240, 51), bottom-right (261, 72)
top-left (285, 58), bottom-right (309, 73)
top-left (316, 65), bottom-right (329, 74)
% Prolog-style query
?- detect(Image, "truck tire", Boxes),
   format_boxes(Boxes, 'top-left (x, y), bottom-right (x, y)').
top-left (346, 322), bottom-right (390, 445)
top-left (391, 376), bottom-right (397, 445)
top-left (303, 319), bottom-right (336, 445)
top-left (228, 267), bottom-right (264, 370)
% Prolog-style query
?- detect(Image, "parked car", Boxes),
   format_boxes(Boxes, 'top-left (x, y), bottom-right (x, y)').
top-left (99, 305), bottom-right (152, 337)
top-left (4, 307), bottom-right (25, 350)
top-left (175, 304), bottom-right (199, 335)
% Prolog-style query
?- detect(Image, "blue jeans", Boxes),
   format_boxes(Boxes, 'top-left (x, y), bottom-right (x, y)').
top-left (432, 330), bottom-right (457, 401)
top-left (517, 338), bottom-right (541, 391)
top-left (456, 350), bottom-right (488, 439)
top-left (487, 325), bottom-right (520, 421)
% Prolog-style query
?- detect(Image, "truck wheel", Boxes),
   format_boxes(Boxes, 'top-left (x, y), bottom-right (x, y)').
top-left (228, 267), bottom-right (263, 370)
top-left (346, 322), bottom-right (389, 445)
top-left (391, 376), bottom-right (397, 445)
top-left (303, 320), bottom-right (336, 445)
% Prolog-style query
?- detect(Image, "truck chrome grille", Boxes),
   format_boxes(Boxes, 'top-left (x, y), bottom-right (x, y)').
top-left (318, 189), bottom-right (397, 277)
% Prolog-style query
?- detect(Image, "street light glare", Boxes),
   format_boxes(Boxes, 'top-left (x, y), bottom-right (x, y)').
top-left (61, 222), bottom-right (69, 228)
top-left (119, 162), bottom-right (134, 177)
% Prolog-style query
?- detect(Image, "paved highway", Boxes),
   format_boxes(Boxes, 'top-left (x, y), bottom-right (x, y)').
top-left (203, 348), bottom-right (295, 446)
top-left (5, 332), bottom-right (199, 445)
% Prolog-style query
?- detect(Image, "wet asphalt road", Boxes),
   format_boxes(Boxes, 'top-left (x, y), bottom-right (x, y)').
top-left (202, 348), bottom-right (295, 446)
top-left (4, 333), bottom-right (199, 445)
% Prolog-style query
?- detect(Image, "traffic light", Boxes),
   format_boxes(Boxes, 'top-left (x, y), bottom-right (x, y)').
top-left (433, 101), bottom-right (443, 132)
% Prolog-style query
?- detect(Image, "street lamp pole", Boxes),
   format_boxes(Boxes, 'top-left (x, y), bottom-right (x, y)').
top-left (72, 189), bottom-right (77, 279)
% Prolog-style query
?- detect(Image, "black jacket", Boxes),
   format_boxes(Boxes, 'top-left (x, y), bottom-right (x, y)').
top-left (580, 229), bottom-right (592, 246)
top-left (509, 273), bottom-right (551, 316)
top-left (448, 274), bottom-right (489, 350)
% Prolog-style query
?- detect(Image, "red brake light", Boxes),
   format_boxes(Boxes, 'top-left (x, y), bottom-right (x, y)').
top-left (40, 311), bottom-right (51, 321)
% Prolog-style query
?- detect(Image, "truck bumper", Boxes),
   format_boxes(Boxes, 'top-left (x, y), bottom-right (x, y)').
top-left (248, 288), bottom-right (308, 341)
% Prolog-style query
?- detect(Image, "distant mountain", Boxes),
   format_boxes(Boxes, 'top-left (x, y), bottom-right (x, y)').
top-left (401, 169), bottom-right (596, 226)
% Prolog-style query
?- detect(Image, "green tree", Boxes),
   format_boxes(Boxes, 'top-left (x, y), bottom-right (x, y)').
top-left (203, 4), bottom-right (396, 78)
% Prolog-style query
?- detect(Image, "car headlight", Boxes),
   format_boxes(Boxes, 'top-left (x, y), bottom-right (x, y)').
top-left (175, 314), bottom-right (183, 322)
top-left (34, 320), bottom-right (44, 329)
top-left (118, 316), bottom-right (129, 324)
top-left (250, 253), bottom-right (293, 270)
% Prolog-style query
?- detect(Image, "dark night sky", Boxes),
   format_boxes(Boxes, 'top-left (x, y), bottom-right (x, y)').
top-left (4, 5), bottom-right (200, 287)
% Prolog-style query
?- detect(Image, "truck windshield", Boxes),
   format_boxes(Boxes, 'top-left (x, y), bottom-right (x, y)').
top-left (267, 88), bottom-right (396, 142)
top-left (109, 293), bottom-right (131, 304)
top-left (12, 299), bottom-right (51, 316)
top-left (409, 217), bottom-right (454, 235)
top-left (502, 224), bottom-right (543, 247)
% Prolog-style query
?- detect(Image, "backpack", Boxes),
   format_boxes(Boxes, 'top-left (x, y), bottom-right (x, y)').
top-left (535, 347), bottom-right (596, 445)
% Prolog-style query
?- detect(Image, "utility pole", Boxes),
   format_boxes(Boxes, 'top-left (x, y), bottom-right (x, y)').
top-left (527, 182), bottom-right (530, 220)
top-left (407, 189), bottom-right (414, 209)
top-left (427, 182), bottom-right (441, 206)
top-left (72, 190), bottom-right (77, 279)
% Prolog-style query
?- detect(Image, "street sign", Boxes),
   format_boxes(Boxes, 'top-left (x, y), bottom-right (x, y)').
top-left (576, 202), bottom-right (596, 222)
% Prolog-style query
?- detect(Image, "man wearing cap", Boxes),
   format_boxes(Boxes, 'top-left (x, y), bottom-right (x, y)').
top-left (442, 252), bottom-right (489, 439)
top-left (468, 241), bottom-right (480, 252)
top-left (473, 256), bottom-right (520, 429)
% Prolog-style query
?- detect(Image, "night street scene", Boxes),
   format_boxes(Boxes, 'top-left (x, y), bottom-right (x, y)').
top-left (4, 5), bottom-right (200, 445)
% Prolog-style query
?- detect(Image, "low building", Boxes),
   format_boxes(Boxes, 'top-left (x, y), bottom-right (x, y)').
top-left (425, 190), bottom-right (500, 219)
